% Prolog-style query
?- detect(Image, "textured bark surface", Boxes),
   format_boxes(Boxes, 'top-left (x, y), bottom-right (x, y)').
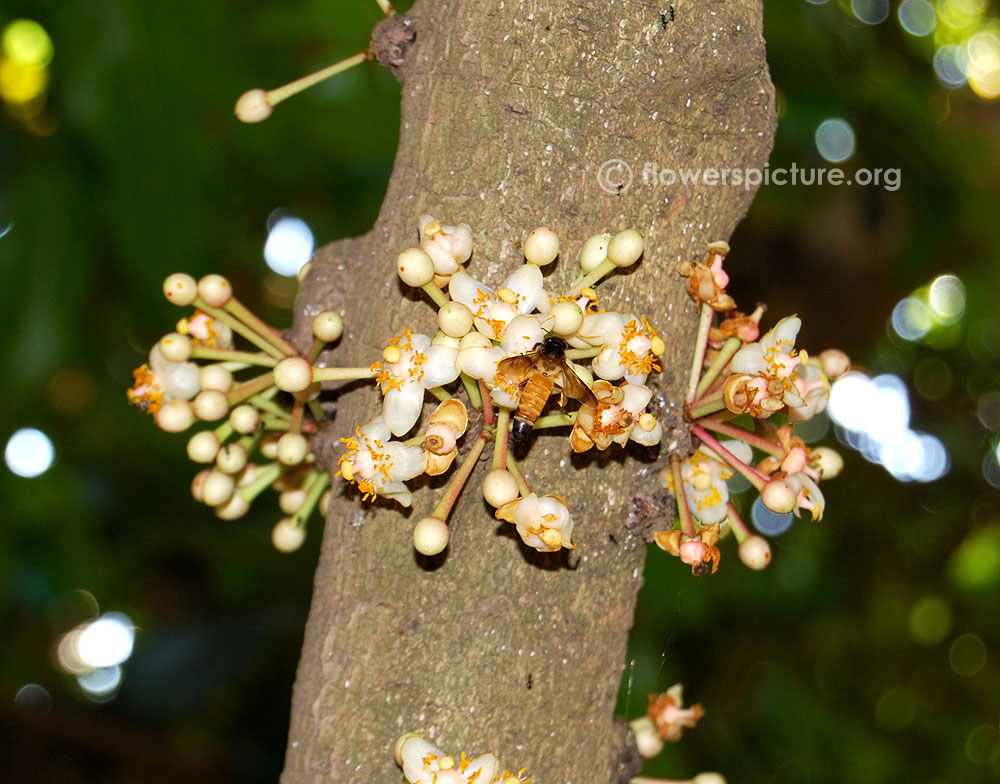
top-left (283, 1), bottom-right (775, 782)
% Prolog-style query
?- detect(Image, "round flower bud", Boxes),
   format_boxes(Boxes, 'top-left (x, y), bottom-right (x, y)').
top-left (396, 248), bottom-right (435, 287)
top-left (190, 469), bottom-right (211, 502)
top-left (229, 404), bottom-right (260, 434)
top-left (548, 301), bottom-right (584, 337)
top-left (819, 348), bottom-right (851, 379)
top-left (273, 357), bottom-right (313, 392)
top-left (259, 432), bottom-right (281, 459)
top-left (459, 331), bottom-right (492, 352)
top-left (187, 431), bottom-right (220, 463)
top-left (738, 536), bottom-right (772, 570)
top-left (158, 332), bottom-right (192, 362)
top-left (197, 274), bottom-right (233, 307)
top-left (312, 311), bottom-right (344, 343)
top-left (279, 487), bottom-right (308, 515)
top-left (201, 470), bottom-right (235, 507)
top-left (692, 774), bottom-right (728, 784)
top-left (319, 489), bottom-right (331, 516)
top-left (413, 516), bottom-right (449, 556)
top-left (155, 400), bottom-right (195, 433)
top-left (272, 518), bottom-right (306, 553)
top-left (215, 493), bottom-right (249, 520)
top-left (216, 443), bottom-right (248, 474)
top-left (235, 88), bottom-right (272, 123)
top-left (579, 233), bottom-right (611, 272)
top-left (296, 261), bottom-right (311, 284)
top-left (607, 229), bottom-right (644, 267)
top-left (482, 468), bottom-right (519, 507)
top-left (163, 273), bottom-right (199, 306)
top-left (761, 479), bottom-right (796, 514)
top-left (438, 300), bottom-right (475, 338)
top-left (811, 446), bottom-right (843, 479)
top-left (193, 389), bottom-right (229, 421)
top-left (277, 433), bottom-right (309, 466)
top-left (200, 365), bottom-right (233, 393)
top-left (523, 226), bottom-right (559, 266)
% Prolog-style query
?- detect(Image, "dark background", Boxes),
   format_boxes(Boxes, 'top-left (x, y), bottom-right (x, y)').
top-left (2, 1), bottom-right (998, 782)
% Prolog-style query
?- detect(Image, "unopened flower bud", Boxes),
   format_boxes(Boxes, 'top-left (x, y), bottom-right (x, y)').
top-left (235, 88), bottom-right (272, 123)
top-left (761, 479), bottom-right (796, 514)
top-left (312, 311), bottom-right (344, 343)
top-left (200, 365), bottom-right (233, 393)
top-left (819, 348), bottom-right (851, 379)
top-left (191, 469), bottom-right (211, 502)
top-left (413, 516), bottom-right (449, 555)
top-left (259, 432), bottom-right (281, 459)
top-left (215, 493), bottom-right (249, 520)
top-left (319, 489), bottom-right (331, 516)
top-left (396, 248), bottom-right (435, 287)
top-left (579, 233), bottom-right (611, 272)
top-left (162, 273), bottom-right (199, 306)
top-left (187, 431), bottom-right (220, 463)
top-left (548, 301), bottom-right (584, 337)
top-left (482, 468), bottom-right (519, 507)
top-left (277, 432), bottom-right (309, 466)
top-left (201, 470), bottom-right (235, 506)
top-left (229, 404), bottom-right (260, 434)
top-left (523, 226), bottom-right (559, 266)
top-left (272, 518), bottom-right (306, 552)
top-left (692, 773), bottom-right (728, 784)
top-left (158, 332), bottom-right (192, 362)
top-left (279, 487), bottom-right (308, 515)
top-left (155, 400), bottom-right (195, 432)
top-left (607, 229), bottom-right (644, 267)
top-left (438, 300), bottom-right (475, 338)
top-left (216, 442), bottom-right (248, 474)
top-left (273, 357), bottom-right (313, 392)
top-left (811, 446), bottom-right (843, 479)
top-left (738, 536), bottom-right (771, 570)
top-left (197, 274), bottom-right (232, 307)
top-left (193, 389), bottom-right (229, 421)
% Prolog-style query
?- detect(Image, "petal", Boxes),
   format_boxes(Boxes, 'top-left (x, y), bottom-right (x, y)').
top-left (462, 754), bottom-right (498, 783)
top-left (449, 224), bottom-right (473, 263)
top-left (630, 420), bottom-right (662, 446)
top-left (422, 345), bottom-right (460, 387)
top-left (399, 736), bottom-right (445, 784)
top-left (729, 343), bottom-right (765, 375)
top-left (449, 271), bottom-right (492, 311)
top-left (513, 492), bottom-right (541, 527)
top-left (359, 415), bottom-right (392, 443)
top-left (581, 312), bottom-right (625, 347)
top-left (762, 316), bottom-right (801, 354)
top-left (383, 381), bottom-right (425, 436)
top-left (421, 238), bottom-right (458, 275)
top-left (384, 442), bottom-right (427, 481)
top-left (500, 314), bottom-right (545, 355)
top-left (380, 482), bottom-right (414, 508)
top-left (457, 345), bottom-right (504, 381)
top-left (592, 344), bottom-right (626, 381)
top-left (503, 264), bottom-right (543, 313)
top-left (162, 362), bottom-right (201, 400)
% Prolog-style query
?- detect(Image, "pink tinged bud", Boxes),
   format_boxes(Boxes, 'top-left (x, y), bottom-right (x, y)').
top-left (710, 257), bottom-right (730, 289)
top-left (739, 536), bottom-right (771, 570)
top-left (424, 423), bottom-right (457, 455)
top-left (781, 446), bottom-right (809, 475)
top-left (678, 540), bottom-right (708, 566)
top-left (523, 226), bottom-right (560, 266)
top-left (273, 357), bottom-right (313, 392)
top-left (761, 478), bottom-right (796, 514)
top-left (819, 348), bottom-right (851, 379)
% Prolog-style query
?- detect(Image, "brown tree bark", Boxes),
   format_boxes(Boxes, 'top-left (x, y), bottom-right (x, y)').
top-left (283, 1), bottom-right (775, 782)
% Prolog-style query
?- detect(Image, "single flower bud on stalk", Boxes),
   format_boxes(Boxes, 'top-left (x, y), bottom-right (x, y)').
top-left (312, 311), bottom-right (344, 343)
top-left (155, 400), bottom-right (195, 432)
top-left (193, 389), bottom-right (229, 421)
top-left (412, 516), bottom-right (450, 556)
top-left (216, 443), bottom-right (248, 474)
top-left (187, 431), bottom-right (220, 463)
top-left (162, 273), bottom-right (199, 306)
top-left (273, 357), bottom-right (313, 392)
top-left (197, 274), bottom-right (233, 307)
top-left (523, 226), bottom-right (559, 266)
top-left (201, 470), bottom-right (235, 507)
top-left (277, 433), bottom-right (309, 466)
top-left (229, 405), bottom-right (260, 434)
top-left (158, 332), bottom-right (192, 362)
top-left (199, 365), bottom-right (233, 393)
top-left (272, 518), bottom-right (307, 552)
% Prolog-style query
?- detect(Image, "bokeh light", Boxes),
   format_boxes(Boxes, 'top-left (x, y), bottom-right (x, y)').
top-left (1, 19), bottom-right (53, 66)
top-left (947, 526), bottom-right (1000, 590)
top-left (76, 612), bottom-right (135, 668)
top-left (912, 357), bottom-right (953, 400)
top-left (875, 686), bottom-right (917, 730)
top-left (264, 215), bottom-right (314, 277)
top-left (976, 390), bottom-right (1000, 429)
top-left (852, 0), bottom-right (891, 24)
top-left (5, 427), bottom-right (55, 477)
top-left (891, 296), bottom-right (933, 341)
top-left (751, 496), bottom-right (795, 535)
top-left (898, 0), bottom-right (937, 36)
top-left (934, 44), bottom-right (969, 87)
top-left (908, 595), bottom-right (953, 644)
top-left (949, 633), bottom-right (987, 676)
top-left (77, 665), bottom-right (123, 700)
top-left (14, 683), bottom-right (52, 713)
top-left (814, 118), bottom-right (856, 163)
top-left (966, 31), bottom-right (1000, 99)
top-left (928, 274), bottom-right (966, 323)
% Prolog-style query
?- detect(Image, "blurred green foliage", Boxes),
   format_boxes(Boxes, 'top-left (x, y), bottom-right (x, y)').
top-left (1, 0), bottom-right (998, 782)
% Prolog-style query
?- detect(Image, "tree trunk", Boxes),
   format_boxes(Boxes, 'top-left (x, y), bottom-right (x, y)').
top-left (283, 1), bottom-right (775, 782)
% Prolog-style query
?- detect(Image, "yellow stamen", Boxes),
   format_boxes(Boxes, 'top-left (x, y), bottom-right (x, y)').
top-left (497, 287), bottom-right (517, 304)
top-left (383, 345), bottom-right (402, 363)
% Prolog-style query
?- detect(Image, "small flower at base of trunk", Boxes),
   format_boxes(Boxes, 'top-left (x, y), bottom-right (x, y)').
top-left (678, 241), bottom-right (735, 311)
top-left (423, 399), bottom-right (469, 476)
top-left (647, 683), bottom-right (705, 742)
top-left (495, 492), bottom-right (574, 552)
top-left (654, 523), bottom-right (721, 575)
top-left (394, 734), bottom-right (503, 784)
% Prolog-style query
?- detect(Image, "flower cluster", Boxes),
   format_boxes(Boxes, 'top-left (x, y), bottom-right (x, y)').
top-left (128, 272), bottom-right (376, 552)
top-left (658, 243), bottom-right (850, 574)
top-left (394, 734), bottom-right (529, 784)
top-left (337, 216), bottom-right (665, 556)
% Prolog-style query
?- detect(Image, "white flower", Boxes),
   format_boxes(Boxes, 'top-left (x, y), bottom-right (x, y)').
top-left (448, 265), bottom-right (543, 339)
top-left (338, 416), bottom-right (426, 507)
top-left (374, 329), bottom-right (460, 436)
top-left (587, 313), bottom-right (660, 385)
top-left (726, 316), bottom-right (812, 418)
top-left (396, 734), bottom-right (499, 784)
top-left (665, 440), bottom-right (753, 526)
top-left (418, 214), bottom-right (473, 277)
top-left (127, 344), bottom-right (201, 414)
top-left (495, 493), bottom-right (574, 552)
top-left (177, 310), bottom-right (234, 349)
top-left (786, 358), bottom-right (831, 422)
top-left (571, 381), bottom-right (661, 451)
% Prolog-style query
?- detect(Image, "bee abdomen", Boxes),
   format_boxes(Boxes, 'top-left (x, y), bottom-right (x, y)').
top-left (511, 375), bottom-right (554, 441)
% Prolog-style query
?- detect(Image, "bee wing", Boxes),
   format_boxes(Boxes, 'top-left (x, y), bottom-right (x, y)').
top-left (560, 363), bottom-right (598, 408)
top-left (496, 352), bottom-right (540, 384)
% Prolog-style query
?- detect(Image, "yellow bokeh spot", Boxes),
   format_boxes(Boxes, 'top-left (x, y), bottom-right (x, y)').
top-left (967, 31), bottom-right (1000, 98)
top-left (0, 57), bottom-right (47, 103)
top-left (937, 0), bottom-right (985, 30)
top-left (874, 686), bottom-right (916, 730)
top-left (949, 633), bottom-right (987, 676)
top-left (947, 525), bottom-right (1000, 590)
top-left (1, 19), bottom-right (53, 67)
top-left (908, 595), bottom-right (953, 645)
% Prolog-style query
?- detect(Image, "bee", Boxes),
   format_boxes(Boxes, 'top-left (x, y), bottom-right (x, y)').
top-left (496, 335), bottom-right (597, 442)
